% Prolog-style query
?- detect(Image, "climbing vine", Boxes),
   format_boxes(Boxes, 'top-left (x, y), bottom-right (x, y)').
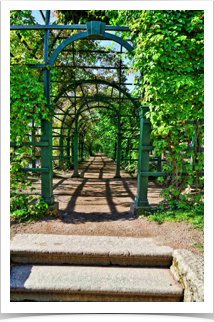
top-left (10, 10), bottom-right (204, 219)
top-left (90, 10), bottom-right (204, 211)
top-left (10, 11), bottom-right (49, 221)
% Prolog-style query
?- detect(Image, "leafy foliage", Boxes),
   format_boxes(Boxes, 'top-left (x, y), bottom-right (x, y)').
top-left (10, 194), bottom-right (50, 223)
top-left (10, 10), bottom-right (204, 219)
top-left (90, 10), bottom-right (204, 211)
top-left (10, 10), bottom-right (49, 220)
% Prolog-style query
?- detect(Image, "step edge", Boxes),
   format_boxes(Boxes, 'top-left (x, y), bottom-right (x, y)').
top-left (10, 287), bottom-right (184, 296)
top-left (10, 291), bottom-right (184, 302)
top-left (10, 253), bottom-right (173, 267)
top-left (10, 250), bottom-right (173, 259)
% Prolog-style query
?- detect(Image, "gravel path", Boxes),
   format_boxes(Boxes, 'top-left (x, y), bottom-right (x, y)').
top-left (10, 153), bottom-right (204, 257)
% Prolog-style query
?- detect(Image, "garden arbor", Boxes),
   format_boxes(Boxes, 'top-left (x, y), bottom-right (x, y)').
top-left (53, 79), bottom-right (139, 178)
top-left (10, 11), bottom-right (154, 212)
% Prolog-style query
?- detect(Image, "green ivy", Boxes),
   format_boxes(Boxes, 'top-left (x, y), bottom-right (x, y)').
top-left (11, 10), bottom-right (204, 215)
top-left (90, 10), bottom-right (204, 211)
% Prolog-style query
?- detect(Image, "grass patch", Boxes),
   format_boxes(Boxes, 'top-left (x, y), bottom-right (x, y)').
top-left (192, 240), bottom-right (204, 253)
top-left (140, 208), bottom-right (204, 231)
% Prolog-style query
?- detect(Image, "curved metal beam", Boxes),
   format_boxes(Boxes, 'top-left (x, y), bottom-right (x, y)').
top-left (77, 99), bottom-right (118, 118)
top-left (57, 99), bottom-right (118, 137)
top-left (53, 80), bottom-right (138, 109)
top-left (49, 31), bottom-right (134, 65)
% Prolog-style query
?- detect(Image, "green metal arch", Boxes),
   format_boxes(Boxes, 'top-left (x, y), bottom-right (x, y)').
top-left (53, 80), bottom-right (138, 109)
top-left (76, 98), bottom-right (118, 118)
top-left (78, 116), bottom-right (100, 133)
top-left (49, 31), bottom-right (134, 66)
top-left (59, 104), bottom-right (108, 135)
top-left (58, 99), bottom-right (118, 137)
top-left (56, 106), bottom-right (117, 170)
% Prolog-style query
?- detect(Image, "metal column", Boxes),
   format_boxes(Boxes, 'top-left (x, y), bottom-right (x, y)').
top-left (114, 45), bottom-right (122, 178)
top-left (72, 131), bottom-right (80, 177)
top-left (134, 106), bottom-right (151, 210)
top-left (41, 10), bottom-right (54, 205)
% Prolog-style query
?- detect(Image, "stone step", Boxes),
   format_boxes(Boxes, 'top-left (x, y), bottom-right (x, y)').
top-left (10, 265), bottom-right (183, 302)
top-left (10, 234), bottom-right (173, 267)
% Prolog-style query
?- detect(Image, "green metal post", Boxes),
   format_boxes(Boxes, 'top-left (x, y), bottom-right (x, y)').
top-left (71, 135), bottom-right (73, 166)
top-left (67, 137), bottom-right (70, 157)
top-left (59, 135), bottom-right (64, 170)
top-left (81, 140), bottom-right (84, 160)
top-left (41, 107), bottom-right (54, 204)
top-left (114, 141), bottom-right (117, 161)
top-left (157, 155), bottom-right (161, 172)
top-left (71, 41), bottom-right (79, 177)
top-left (134, 106), bottom-right (151, 210)
top-left (32, 120), bottom-right (36, 168)
top-left (114, 132), bottom-right (122, 178)
top-left (29, 130), bottom-right (32, 168)
top-left (114, 46), bottom-right (123, 178)
top-left (41, 10), bottom-right (54, 205)
top-left (67, 129), bottom-right (72, 168)
top-left (78, 137), bottom-right (81, 160)
top-left (72, 132), bottom-right (80, 177)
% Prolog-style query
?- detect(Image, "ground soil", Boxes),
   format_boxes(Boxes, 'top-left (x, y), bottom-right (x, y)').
top-left (10, 153), bottom-right (204, 257)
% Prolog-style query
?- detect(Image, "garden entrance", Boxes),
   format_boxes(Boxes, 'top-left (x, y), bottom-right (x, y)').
top-left (11, 11), bottom-right (160, 214)
top-left (10, 10), bottom-right (205, 303)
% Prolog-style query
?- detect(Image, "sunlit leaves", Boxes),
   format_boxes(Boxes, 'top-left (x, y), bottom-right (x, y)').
top-left (94, 9), bottom-right (204, 209)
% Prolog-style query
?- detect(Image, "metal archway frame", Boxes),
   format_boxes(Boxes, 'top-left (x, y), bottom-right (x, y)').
top-left (54, 100), bottom-right (109, 169)
top-left (56, 98), bottom-right (121, 177)
top-left (48, 29), bottom-right (134, 66)
top-left (57, 111), bottom-right (101, 169)
top-left (53, 80), bottom-right (138, 110)
top-left (11, 12), bottom-right (153, 212)
top-left (53, 76), bottom-right (138, 178)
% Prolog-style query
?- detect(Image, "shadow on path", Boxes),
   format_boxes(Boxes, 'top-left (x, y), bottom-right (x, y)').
top-left (120, 178), bottom-right (135, 201)
top-left (53, 178), bottom-right (69, 190)
top-left (79, 157), bottom-right (95, 178)
top-left (64, 178), bottom-right (88, 213)
top-left (99, 155), bottom-right (106, 179)
top-left (51, 153), bottom-right (164, 223)
top-left (105, 178), bottom-right (117, 214)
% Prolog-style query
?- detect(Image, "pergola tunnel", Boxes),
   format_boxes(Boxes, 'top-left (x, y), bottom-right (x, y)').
top-left (10, 11), bottom-right (171, 214)
top-left (9, 10), bottom-right (205, 305)
top-left (52, 80), bottom-right (141, 176)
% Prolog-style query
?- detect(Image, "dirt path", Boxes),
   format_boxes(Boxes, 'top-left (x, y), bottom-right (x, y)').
top-left (10, 153), bottom-right (203, 257)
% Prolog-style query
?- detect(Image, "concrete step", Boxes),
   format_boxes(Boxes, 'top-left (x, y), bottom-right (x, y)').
top-left (10, 234), bottom-right (173, 267)
top-left (10, 265), bottom-right (183, 302)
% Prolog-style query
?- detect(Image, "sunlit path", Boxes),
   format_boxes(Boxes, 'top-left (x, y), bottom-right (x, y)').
top-left (11, 153), bottom-right (204, 258)
top-left (51, 153), bottom-right (163, 215)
